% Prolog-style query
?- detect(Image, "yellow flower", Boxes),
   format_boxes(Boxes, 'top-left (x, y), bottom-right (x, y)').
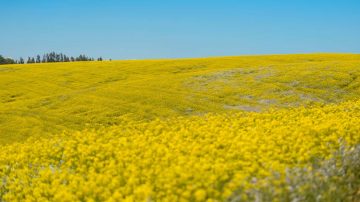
top-left (194, 189), bottom-right (207, 201)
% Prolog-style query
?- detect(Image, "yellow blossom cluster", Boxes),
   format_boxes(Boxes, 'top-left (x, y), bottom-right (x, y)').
top-left (1, 99), bottom-right (359, 201)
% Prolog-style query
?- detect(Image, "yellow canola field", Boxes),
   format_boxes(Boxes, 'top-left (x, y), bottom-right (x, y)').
top-left (1, 54), bottom-right (360, 144)
top-left (1, 99), bottom-right (359, 201)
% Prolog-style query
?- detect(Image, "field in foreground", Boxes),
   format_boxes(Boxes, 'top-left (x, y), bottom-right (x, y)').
top-left (0, 54), bottom-right (360, 201)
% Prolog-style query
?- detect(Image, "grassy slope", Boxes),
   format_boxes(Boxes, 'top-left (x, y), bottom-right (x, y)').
top-left (1, 53), bottom-right (360, 143)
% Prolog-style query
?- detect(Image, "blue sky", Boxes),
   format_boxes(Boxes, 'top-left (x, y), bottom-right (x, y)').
top-left (1, 0), bottom-right (359, 59)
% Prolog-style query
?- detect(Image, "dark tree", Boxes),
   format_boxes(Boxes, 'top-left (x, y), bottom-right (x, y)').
top-left (64, 55), bottom-right (70, 62)
top-left (36, 55), bottom-right (41, 63)
top-left (19, 57), bottom-right (25, 64)
top-left (0, 55), bottom-right (5, 64)
top-left (49, 52), bottom-right (55, 62)
top-left (55, 53), bottom-right (60, 62)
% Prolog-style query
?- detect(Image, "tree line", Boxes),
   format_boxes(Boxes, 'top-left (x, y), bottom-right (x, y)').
top-left (0, 52), bottom-right (107, 65)
top-left (0, 55), bottom-right (17, 65)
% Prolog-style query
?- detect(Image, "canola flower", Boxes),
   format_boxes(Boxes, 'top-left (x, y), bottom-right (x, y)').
top-left (1, 54), bottom-right (360, 143)
top-left (1, 99), bottom-right (359, 201)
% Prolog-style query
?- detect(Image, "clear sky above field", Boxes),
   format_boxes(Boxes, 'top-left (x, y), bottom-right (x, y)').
top-left (1, 0), bottom-right (360, 59)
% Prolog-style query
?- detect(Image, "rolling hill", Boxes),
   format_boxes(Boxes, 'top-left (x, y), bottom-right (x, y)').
top-left (1, 53), bottom-right (359, 143)
top-left (1, 54), bottom-right (360, 201)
